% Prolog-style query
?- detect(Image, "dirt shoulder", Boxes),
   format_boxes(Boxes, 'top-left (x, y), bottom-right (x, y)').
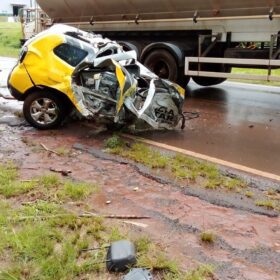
top-left (0, 104), bottom-right (279, 279)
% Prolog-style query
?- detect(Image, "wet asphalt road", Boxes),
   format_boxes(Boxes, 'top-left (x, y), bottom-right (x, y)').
top-left (1, 57), bottom-right (280, 176)
top-left (140, 81), bottom-right (280, 176)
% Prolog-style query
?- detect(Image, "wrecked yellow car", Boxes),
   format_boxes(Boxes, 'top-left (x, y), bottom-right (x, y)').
top-left (8, 24), bottom-right (185, 130)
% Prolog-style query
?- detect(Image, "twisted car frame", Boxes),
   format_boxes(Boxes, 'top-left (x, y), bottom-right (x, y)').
top-left (8, 25), bottom-right (185, 130)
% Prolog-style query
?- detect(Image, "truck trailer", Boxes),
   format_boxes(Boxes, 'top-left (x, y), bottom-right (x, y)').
top-left (24, 0), bottom-right (280, 86)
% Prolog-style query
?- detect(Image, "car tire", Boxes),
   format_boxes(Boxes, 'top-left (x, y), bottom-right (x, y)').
top-left (23, 91), bottom-right (67, 130)
top-left (143, 49), bottom-right (178, 82)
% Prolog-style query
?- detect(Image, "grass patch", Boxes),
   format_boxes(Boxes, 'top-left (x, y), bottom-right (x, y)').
top-left (0, 163), bottom-right (99, 202)
top-left (0, 22), bottom-right (21, 57)
top-left (136, 237), bottom-right (179, 275)
top-left (200, 231), bottom-right (216, 244)
top-left (184, 264), bottom-right (215, 280)
top-left (245, 191), bottom-right (254, 198)
top-left (266, 189), bottom-right (280, 201)
top-left (106, 137), bottom-right (247, 192)
top-left (255, 200), bottom-right (278, 210)
top-left (231, 68), bottom-right (280, 86)
top-left (39, 174), bottom-right (61, 188)
top-left (0, 180), bottom-right (37, 198)
top-left (105, 134), bottom-right (125, 149)
top-left (0, 162), bottom-right (18, 184)
top-left (0, 161), bottom-right (211, 279)
top-left (55, 147), bottom-right (71, 157)
top-left (109, 139), bottom-right (168, 169)
top-left (0, 163), bottom-right (37, 198)
top-left (59, 181), bottom-right (99, 201)
top-left (0, 187), bottom-right (180, 279)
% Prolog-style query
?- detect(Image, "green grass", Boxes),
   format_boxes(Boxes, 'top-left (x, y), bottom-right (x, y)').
top-left (184, 265), bottom-right (215, 280)
top-left (60, 181), bottom-right (99, 200)
top-left (245, 191), bottom-right (254, 198)
top-left (105, 134), bottom-right (125, 150)
top-left (108, 137), bottom-right (169, 169)
top-left (0, 22), bottom-right (21, 57)
top-left (200, 231), bottom-right (216, 244)
top-left (0, 163), bottom-right (99, 202)
top-left (232, 68), bottom-right (280, 86)
top-left (135, 236), bottom-right (215, 279)
top-left (106, 136), bottom-right (247, 192)
top-left (55, 147), bottom-right (71, 157)
top-left (136, 237), bottom-right (179, 275)
top-left (255, 200), bottom-right (278, 210)
top-left (0, 161), bottom-right (215, 279)
top-left (39, 174), bottom-right (61, 188)
top-left (0, 163), bottom-right (38, 198)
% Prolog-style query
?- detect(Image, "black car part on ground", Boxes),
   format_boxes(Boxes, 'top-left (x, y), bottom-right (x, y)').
top-left (106, 240), bottom-right (137, 272)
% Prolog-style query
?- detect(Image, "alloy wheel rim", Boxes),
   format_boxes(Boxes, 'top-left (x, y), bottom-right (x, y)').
top-left (30, 98), bottom-right (58, 125)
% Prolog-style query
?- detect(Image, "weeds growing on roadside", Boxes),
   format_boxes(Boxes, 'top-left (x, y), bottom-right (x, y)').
top-left (136, 237), bottom-right (179, 275)
top-left (200, 231), bottom-right (216, 244)
top-left (0, 159), bottom-right (215, 279)
top-left (59, 181), bottom-right (99, 200)
top-left (107, 138), bottom-right (169, 168)
top-left (105, 134), bottom-right (125, 149)
top-left (105, 136), bottom-right (247, 192)
top-left (55, 146), bottom-right (71, 156)
top-left (184, 264), bottom-right (215, 280)
top-left (255, 200), bottom-right (277, 210)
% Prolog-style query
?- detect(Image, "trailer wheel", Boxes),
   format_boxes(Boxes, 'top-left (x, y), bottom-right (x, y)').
top-left (192, 76), bottom-right (226, 87)
top-left (192, 64), bottom-right (230, 86)
top-left (178, 70), bottom-right (190, 88)
top-left (143, 49), bottom-right (178, 82)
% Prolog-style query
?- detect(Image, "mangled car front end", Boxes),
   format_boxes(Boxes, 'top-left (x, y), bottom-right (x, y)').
top-left (8, 25), bottom-right (185, 130)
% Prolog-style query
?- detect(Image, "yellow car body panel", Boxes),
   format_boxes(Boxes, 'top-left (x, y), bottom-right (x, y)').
top-left (9, 33), bottom-right (82, 112)
top-left (9, 64), bottom-right (34, 94)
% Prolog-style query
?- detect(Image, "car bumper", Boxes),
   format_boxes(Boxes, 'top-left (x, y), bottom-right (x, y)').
top-left (8, 83), bottom-right (25, 101)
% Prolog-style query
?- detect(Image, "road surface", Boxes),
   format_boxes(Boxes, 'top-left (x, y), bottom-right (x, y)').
top-left (139, 81), bottom-right (280, 176)
top-left (1, 57), bottom-right (280, 175)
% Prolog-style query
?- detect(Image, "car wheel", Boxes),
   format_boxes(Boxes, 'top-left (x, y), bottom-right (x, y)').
top-left (23, 91), bottom-right (67, 130)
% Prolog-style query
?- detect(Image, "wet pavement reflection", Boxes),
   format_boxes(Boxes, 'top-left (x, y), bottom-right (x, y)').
top-left (139, 81), bottom-right (280, 175)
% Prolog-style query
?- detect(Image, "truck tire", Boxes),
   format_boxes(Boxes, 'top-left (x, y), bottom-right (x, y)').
top-left (192, 64), bottom-right (230, 86)
top-left (178, 70), bottom-right (191, 88)
top-left (143, 49), bottom-right (190, 88)
top-left (192, 76), bottom-right (226, 87)
top-left (23, 91), bottom-right (68, 130)
top-left (143, 49), bottom-right (178, 82)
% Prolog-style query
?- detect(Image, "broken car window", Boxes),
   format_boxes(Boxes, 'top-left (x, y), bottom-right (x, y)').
top-left (54, 43), bottom-right (88, 67)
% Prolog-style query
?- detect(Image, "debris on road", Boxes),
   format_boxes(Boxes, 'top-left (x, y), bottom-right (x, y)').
top-left (106, 240), bottom-right (137, 272)
top-left (123, 268), bottom-right (153, 280)
top-left (40, 143), bottom-right (60, 156)
top-left (49, 167), bottom-right (72, 176)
